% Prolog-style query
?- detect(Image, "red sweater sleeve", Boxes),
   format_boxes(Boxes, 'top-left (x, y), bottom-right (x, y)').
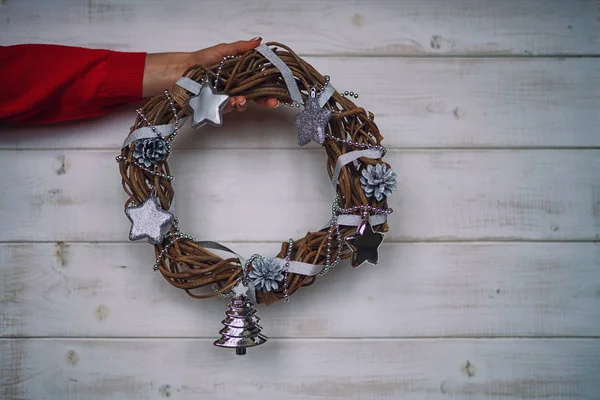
top-left (0, 44), bottom-right (147, 124)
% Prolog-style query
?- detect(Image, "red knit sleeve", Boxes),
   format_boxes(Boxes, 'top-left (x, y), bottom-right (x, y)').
top-left (0, 44), bottom-right (147, 125)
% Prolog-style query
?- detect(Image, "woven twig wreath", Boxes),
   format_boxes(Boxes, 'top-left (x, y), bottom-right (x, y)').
top-left (118, 42), bottom-right (395, 306)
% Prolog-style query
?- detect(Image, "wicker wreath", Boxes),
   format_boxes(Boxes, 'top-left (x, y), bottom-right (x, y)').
top-left (117, 42), bottom-right (395, 306)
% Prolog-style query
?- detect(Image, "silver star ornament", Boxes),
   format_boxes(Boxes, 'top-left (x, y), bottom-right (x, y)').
top-left (125, 194), bottom-right (174, 245)
top-left (345, 220), bottom-right (385, 268)
top-left (294, 87), bottom-right (332, 146)
top-left (188, 80), bottom-right (230, 129)
top-left (232, 281), bottom-right (250, 298)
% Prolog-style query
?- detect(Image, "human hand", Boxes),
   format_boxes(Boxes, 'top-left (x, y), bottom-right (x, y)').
top-left (187, 38), bottom-right (279, 113)
top-left (142, 38), bottom-right (279, 113)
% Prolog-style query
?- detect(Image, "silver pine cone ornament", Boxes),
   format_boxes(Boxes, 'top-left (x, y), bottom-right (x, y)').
top-left (214, 296), bottom-right (267, 355)
top-left (248, 257), bottom-right (284, 292)
top-left (360, 163), bottom-right (397, 201)
top-left (133, 137), bottom-right (169, 167)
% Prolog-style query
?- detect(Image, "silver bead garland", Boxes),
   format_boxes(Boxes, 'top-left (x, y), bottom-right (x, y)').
top-left (324, 133), bottom-right (386, 155)
top-left (340, 89), bottom-right (359, 99)
top-left (153, 222), bottom-right (197, 271)
top-left (115, 155), bottom-right (174, 181)
top-left (214, 55), bottom-right (240, 90)
top-left (319, 195), bottom-right (343, 276)
top-left (164, 90), bottom-right (180, 142)
top-left (337, 205), bottom-right (394, 215)
top-left (135, 110), bottom-right (171, 154)
top-left (283, 238), bottom-right (294, 303)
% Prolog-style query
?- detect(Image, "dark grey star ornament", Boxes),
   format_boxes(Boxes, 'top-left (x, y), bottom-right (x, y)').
top-left (294, 87), bottom-right (332, 146)
top-left (345, 217), bottom-right (385, 268)
top-left (125, 194), bottom-right (174, 245)
top-left (188, 80), bottom-right (230, 129)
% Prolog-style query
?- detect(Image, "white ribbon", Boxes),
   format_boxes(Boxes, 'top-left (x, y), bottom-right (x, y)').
top-left (318, 84), bottom-right (336, 108)
top-left (195, 241), bottom-right (246, 267)
top-left (274, 258), bottom-right (324, 276)
top-left (331, 148), bottom-right (383, 187)
top-left (176, 77), bottom-right (202, 94)
top-left (121, 77), bottom-right (204, 149)
top-left (255, 44), bottom-right (304, 106)
top-left (122, 121), bottom-right (187, 149)
top-left (337, 214), bottom-right (387, 227)
top-left (244, 258), bottom-right (325, 304)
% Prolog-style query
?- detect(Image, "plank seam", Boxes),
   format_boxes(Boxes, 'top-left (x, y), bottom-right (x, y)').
top-left (298, 54), bottom-right (600, 59)
top-left (2, 336), bottom-right (600, 341)
top-left (1, 239), bottom-right (598, 245)
top-left (2, 147), bottom-right (600, 151)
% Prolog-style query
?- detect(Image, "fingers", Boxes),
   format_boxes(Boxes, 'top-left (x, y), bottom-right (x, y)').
top-left (191, 37), bottom-right (263, 67)
top-left (235, 96), bottom-right (247, 112)
top-left (223, 96), bottom-right (247, 114)
top-left (255, 98), bottom-right (280, 108)
top-left (223, 96), bottom-right (279, 114)
top-left (215, 37), bottom-right (262, 58)
top-left (223, 97), bottom-right (236, 114)
top-left (266, 98), bottom-right (279, 108)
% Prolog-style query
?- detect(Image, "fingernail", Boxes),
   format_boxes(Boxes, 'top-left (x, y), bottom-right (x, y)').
top-left (230, 99), bottom-right (236, 107)
top-left (239, 98), bottom-right (247, 107)
top-left (251, 36), bottom-right (262, 41)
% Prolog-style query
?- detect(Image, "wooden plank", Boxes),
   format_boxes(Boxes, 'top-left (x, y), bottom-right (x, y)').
top-left (2, 338), bottom-right (599, 400)
top-left (1, 242), bottom-right (599, 338)
top-left (2, 58), bottom-right (599, 149)
top-left (0, 150), bottom-right (598, 242)
top-left (1, 0), bottom-right (599, 56)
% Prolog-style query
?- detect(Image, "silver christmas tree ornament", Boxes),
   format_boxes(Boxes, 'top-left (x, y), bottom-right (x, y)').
top-left (214, 295), bottom-right (267, 355)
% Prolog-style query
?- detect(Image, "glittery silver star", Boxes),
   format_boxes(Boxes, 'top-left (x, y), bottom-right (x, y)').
top-left (232, 281), bottom-right (250, 298)
top-left (187, 80), bottom-right (229, 129)
top-left (125, 194), bottom-right (174, 245)
top-left (345, 221), bottom-right (385, 268)
top-left (294, 88), bottom-right (332, 146)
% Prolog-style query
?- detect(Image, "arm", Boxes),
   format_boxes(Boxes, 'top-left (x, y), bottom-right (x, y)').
top-left (0, 44), bottom-right (146, 124)
top-left (0, 38), bottom-right (277, 125)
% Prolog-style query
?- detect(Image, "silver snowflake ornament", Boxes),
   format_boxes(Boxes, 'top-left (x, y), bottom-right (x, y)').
top-left (294, 88), bottom-right (332, 146)
top-left (345, 221), bottom-right (385, 268)
top-left (249, 257), bottom-right (284, 292)
top-left (125, 194), bottom-right (174, 245)
top-left (360, 163), bottom-right (397, 201)
top-left (188, 80), bottom-right (229, 129)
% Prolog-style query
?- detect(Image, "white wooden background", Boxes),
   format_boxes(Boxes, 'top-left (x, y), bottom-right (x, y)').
top-left (1, 1), bottom-right (600, 399)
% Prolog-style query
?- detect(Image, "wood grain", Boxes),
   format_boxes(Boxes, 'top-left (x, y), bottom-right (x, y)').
top-left (1, 58), bottom-right (599, 150)
top-left (0, 150), bottom-right (598, 242)
top-left (2, 338), bottom-right (599, 400)
top-left (1, 0), bottom-right (599, 56)
top-left (2, 1), bottom-right (600, 397)
top-left (1, 242), bottom-right (599, 338)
